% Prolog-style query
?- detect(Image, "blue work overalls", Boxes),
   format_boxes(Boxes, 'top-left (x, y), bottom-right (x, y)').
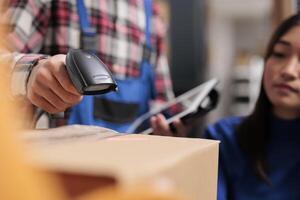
top-left (68, 0), bottom-right (156, 133)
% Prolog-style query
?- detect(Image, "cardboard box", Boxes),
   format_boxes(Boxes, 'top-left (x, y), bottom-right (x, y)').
top-left (23, 125), bottom-right (219, 200)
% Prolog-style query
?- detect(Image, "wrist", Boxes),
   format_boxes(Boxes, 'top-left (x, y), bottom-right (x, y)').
top-left (10, 54), bottom-right (49, 97)
top-left (25, 55), bottom-right (50, 93)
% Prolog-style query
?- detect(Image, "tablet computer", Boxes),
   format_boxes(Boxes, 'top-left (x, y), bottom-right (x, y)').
top-left (126, 78), bottom-right (219, 134)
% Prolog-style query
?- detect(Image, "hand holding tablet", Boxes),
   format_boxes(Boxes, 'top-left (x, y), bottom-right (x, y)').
top-left (127, 79), bottom-right (219, 134)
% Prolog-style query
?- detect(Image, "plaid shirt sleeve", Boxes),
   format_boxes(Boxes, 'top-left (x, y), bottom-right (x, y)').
top-left (6, 0), bottom-right (51, 52)
top-left (151, 2), bottom-right (174, 104)
top-left (3, 0), bottom-right (174, 103)
top-left (2, 0), bottom-right (51, 96)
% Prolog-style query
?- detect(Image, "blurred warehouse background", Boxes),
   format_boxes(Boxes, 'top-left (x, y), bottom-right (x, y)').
top-left (155, 0), bottom-right (299, 136)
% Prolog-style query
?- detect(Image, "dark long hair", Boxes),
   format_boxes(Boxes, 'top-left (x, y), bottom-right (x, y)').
top-left (236, 14), bottom-right (300, 183)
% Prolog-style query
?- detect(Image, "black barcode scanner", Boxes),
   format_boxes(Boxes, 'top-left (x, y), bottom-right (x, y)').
top-left (65, 49), bottom-right (117, 95)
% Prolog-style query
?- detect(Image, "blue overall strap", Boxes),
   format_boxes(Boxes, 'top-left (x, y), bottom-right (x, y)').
top-left (144, 0), bottom-right (152, 47)
top-left (142, 0), bottom-right (156, 100)
top-left (76, 0), bottom-right (95, 36)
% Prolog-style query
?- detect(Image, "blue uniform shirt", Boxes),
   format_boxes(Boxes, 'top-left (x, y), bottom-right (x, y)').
top-left (205, 116), bottom-right (300, 200)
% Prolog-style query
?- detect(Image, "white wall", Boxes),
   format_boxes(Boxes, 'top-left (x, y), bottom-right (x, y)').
top-left (205, 0), bottom-right (272, 123)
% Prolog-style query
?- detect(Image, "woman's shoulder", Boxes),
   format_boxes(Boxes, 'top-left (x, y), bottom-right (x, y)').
top-left (204, 116), bottom-right (244, 141)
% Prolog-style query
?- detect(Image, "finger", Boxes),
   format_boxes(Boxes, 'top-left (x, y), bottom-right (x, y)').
top-left (150, 116), bottom-right (159, 135)
top-left (33, 81), bottom-right (70, 112)
top-left (47, 57), bottom-right (80, 95)
top-left (155, 114), bottom-right (173, 136)
top-left (55, 65), bottom-right (80, 95)
top-left (28, 92), bottom-right (60, 113)
top-left (48, 74), bottom-right (82, 104)
top-left (151, 116), bottom-right (169, 135)
top-left (172, 119), bottom-right (187, 137)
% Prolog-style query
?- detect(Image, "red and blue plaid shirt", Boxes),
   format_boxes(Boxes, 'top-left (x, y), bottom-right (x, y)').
top-left (5, 0), bottom-right (174, 103)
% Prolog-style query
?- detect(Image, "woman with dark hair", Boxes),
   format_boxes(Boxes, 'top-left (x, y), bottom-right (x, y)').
top-left (205, 14), bottom-right (300, 200)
